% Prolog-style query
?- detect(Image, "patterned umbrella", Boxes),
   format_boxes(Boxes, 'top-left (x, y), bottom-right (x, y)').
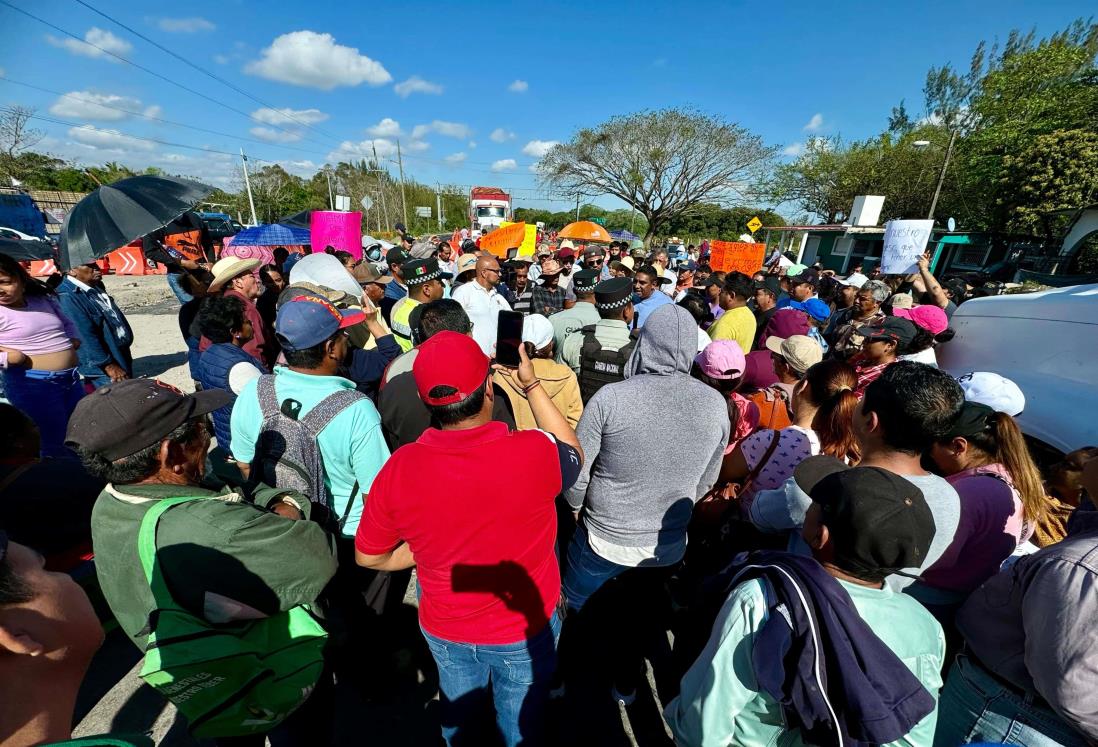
top-left (230, 223), bottom-right (312, 247)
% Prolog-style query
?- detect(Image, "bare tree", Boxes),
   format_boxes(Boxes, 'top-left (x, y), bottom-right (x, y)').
top-left (539, 108), bottom-right (776, 242)
top-left (0, 106), bottom-right (44, 182)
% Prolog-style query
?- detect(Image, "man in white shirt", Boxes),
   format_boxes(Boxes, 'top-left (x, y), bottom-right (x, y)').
top-left (451, 254), bottom-right (512, 355)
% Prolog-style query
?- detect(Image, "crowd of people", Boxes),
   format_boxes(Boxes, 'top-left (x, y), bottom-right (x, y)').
top-left (0, 226), bottom-right (1095, 747)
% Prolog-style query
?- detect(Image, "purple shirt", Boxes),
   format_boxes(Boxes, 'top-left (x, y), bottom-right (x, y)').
top-left (0, 295), bottom-right (77, 368)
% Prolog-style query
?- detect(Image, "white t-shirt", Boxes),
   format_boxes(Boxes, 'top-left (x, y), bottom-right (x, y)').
top-left (228, 361), bottom-right (264, 394)
top-left (900, 347), bottom-right (938, 367)
top-left (452, 280), bottom-right (512, 355)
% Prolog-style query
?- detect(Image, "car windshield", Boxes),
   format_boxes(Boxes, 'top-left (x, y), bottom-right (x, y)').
top-left (477, 207), bottom-right (506, 218)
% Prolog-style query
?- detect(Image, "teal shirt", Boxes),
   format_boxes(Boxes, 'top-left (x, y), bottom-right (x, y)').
top-left (666, 578), bottom-right (945, 747)
top-left (230, 367), bottom-right (391, 536)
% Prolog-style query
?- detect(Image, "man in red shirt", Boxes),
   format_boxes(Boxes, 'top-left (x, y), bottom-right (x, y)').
top-left (356, 332), bottom-right (583, 747)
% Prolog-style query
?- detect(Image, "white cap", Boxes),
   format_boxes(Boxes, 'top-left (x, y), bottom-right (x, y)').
top-left (838, 272), bottom-right (868, 288)
top-left (521, 314), bottom-right (554, 350)
top-left (957, 372), bottom-right (1026, 416)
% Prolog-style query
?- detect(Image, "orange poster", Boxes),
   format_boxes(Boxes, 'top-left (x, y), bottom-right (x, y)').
top-left (708, 240), bottom-right (766, 275)
top-left (479, 221), bottom-right (526, 258)
top-left (164, 228), bottom-right (205, 262)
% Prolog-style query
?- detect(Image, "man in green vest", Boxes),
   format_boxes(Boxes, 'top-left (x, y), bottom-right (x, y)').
top-left (550, 268), bottom-right (600, 362)
top-left (559, 277), bottom-right (636, 403)
top-left (390, 258), bottom-right (451, 353)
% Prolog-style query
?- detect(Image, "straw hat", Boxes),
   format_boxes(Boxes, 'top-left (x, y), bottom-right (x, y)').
top-left (208, 257), bottom-right (260, 292)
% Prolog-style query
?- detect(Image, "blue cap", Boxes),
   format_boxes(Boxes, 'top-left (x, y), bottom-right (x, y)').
top-left (789, 298), bottom-right (831, 322)
top-left (678, 260), bottom-right (698, 272)
top-left (275, 296), bottom-right (365, 352)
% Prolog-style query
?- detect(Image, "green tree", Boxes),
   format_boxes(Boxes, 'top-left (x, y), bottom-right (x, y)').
top-left (540, 108), bottom-right (776, 242)
top-left (995, 129), bottom-right (1098, 234)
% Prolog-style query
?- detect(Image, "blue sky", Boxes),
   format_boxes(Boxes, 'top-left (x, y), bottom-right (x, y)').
top-left (0, 0), bottom-right (1092, 212)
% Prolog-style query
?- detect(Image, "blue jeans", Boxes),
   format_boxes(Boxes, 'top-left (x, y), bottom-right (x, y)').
top-left (166, 272), bottom-right (194, 303)
top-left (561, 522), bottom-right (630, 612)
top-left (422, 612), bottom-right (561, 747)
top-left (934, 653), bottom-right (1087, 747)
top-left (3, 367), bottom-right (84, 458)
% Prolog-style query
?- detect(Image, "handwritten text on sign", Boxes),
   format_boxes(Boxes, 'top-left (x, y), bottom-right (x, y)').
top-left (708, 241), bottom-right (767, 275)
top-left (479, 221), bottom-right (527, 258)
top-left (881, 219), bottom-right (934, 275)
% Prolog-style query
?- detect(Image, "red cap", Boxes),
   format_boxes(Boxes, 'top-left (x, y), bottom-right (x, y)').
top-left (556, 246), bottom-right (575, 260)
top-left (413, 331), bottom-right (490, 406)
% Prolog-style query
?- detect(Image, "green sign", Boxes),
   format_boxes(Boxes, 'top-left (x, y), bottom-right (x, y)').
top-left (590, 217), bottom-right (606, 226)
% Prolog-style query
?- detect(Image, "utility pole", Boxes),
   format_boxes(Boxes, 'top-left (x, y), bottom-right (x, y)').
top-left (239, 149), bottom-right (258, 226)
top-left (371, 143), bottom-right (389, 233)
top-left (927, 129), bottom-right (958, 221)
top-left (396, 140), bottom-right (409, 230)
top-left (436, 183), bottom-right (443, 231)
top-left (575, 193), bottom-right (580, 222)
top-left (325, 168), bottom-right (334, 210)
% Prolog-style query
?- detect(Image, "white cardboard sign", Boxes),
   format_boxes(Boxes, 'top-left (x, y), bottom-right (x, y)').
top-left (880, 219), bottom-right (934, 275)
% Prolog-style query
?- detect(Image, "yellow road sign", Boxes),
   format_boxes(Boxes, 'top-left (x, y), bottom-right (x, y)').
top-left (747, 216), bottom-right (763, 233)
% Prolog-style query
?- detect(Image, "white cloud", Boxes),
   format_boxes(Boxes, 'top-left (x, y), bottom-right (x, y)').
top-left (528, 163), bottom-right (542, 174)
top-left (245, 31), bottom-right (391, 90)
top-left (251, 107), bottom-right (329, 126)
top-left (143, 105), bottom-right (162, 119)
top-left (46, 27), bottom-right (132, 61)
top-left (366, 117), bottom-right (402, 137)
top-left (326, 138), bottom-right (398, 163)
top-left (467, 140), bottom-right (477, 149)
top-left (444, 152), bottom-right (467, 164)
top-left (782, 142), bottom-right (805, 157)
top-left (411, 120), bottom-right (471, 139)
top-left (508, 79), bottom-right (528, 93)
top-left (394, 76), bottom-right (443, 98)
top-left (157, 17), bottom-right (215, 33)
top-left (490, 127), bottom-right (515, 143)
top-left (405, 140), bottom-right (430, 153)
top-left (67, 124), bottom-right (155, 152)
top-left (49, 91), bottom-right (143, 121)
top-left (521, 139), bottom-right (558, 158)
top-left (249, 126), bottom-right (303, 143)
top-left (491, 159), bottom-right (517, 172)
top-left (803, 113), bottom-right (824, 132)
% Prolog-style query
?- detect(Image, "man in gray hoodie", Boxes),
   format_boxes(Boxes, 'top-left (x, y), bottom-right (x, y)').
top-left (561, 303), bottom-right (729, 704)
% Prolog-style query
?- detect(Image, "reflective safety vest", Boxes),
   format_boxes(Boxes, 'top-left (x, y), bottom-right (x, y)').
top-left (390, 297), bottom-right (420, 353)
top-left (578, 325), bottom-right (637, 404)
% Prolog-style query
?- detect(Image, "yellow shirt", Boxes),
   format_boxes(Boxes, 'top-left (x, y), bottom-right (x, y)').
top-left (708, 305), bottom-right (757, 353)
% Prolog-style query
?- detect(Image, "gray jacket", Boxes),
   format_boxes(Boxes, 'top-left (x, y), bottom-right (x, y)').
top-left (957, 510), bottom-right (1098, 740)
top-left (566, 304), bottom-right (729, 560)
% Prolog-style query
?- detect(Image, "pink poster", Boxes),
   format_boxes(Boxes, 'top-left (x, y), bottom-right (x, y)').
top-left (310, 211), bottom-right (362, 260)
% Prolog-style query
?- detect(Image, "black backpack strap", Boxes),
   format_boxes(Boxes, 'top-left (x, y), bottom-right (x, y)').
top-left (338, 480), bottom-right (360, 530)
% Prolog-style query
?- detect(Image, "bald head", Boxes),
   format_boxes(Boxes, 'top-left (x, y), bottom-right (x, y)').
top-left (476, 255), bottom-right (502, 289)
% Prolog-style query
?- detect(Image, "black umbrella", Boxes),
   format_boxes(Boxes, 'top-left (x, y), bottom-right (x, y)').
top-left (0, 237), bottom-right (56, 262)
top-left (279, 209), bottom-right (312, 229)
top-left (60, 175), bottom-right (213, 269)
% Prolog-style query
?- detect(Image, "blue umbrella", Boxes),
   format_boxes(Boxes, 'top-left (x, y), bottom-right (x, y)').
top-left (610, 229), bottom-right (640, 241)
top-left (231, 223), bottom-right (311, 246)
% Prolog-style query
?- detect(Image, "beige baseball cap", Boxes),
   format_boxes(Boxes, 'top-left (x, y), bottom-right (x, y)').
top-left (765, 334), bottom-right (824, 376)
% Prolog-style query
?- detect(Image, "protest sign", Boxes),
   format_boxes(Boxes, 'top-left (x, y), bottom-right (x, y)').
top-left (881, 219), bottom-right (934, 274)
top-left (479, 221), bottom-right (527, 258)
top-left (708, 240), bottom-right (766, 274)
top-left (500, 220), bottom-right (537, 257)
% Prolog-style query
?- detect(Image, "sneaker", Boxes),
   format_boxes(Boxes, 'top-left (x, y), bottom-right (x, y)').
top-left (611, 685), bottom-right (636, 707)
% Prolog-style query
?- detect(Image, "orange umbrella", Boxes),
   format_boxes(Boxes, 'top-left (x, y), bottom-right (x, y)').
top-left (558, 220), bottom-right (612, 243)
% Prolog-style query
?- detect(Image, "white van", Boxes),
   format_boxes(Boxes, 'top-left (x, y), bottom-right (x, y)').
top-left (937, 283), bottom-right (1098, 456)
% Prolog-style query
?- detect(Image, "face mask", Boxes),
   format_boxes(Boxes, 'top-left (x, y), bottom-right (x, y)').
top-left (366, 247), bottom-right (382, 262)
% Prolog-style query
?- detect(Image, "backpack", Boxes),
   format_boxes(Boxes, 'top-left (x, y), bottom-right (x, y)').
top-left (578, 325), bottom-right (637, 404)
top-left (254, 375), bottom-right (365, 529)
top-left (136, 496), bottom-right (327, 738)
top-left (748, 385), bottom-right (792, 431)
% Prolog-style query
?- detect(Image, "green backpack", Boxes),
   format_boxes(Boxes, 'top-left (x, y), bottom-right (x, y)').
top-left (136, 496), bottom-right (328, 738)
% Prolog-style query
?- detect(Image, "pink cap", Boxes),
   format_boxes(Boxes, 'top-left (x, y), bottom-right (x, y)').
top-left (892, 305), bottom-right (948, 335)
top-left (695, 340), bottom-right (746, 380)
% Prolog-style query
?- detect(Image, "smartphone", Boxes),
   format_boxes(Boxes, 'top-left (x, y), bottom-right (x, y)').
top-left (495, 310), bottom-right (524, 368)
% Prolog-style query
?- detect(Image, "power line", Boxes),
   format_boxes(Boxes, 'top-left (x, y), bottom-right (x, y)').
top-left (0, 76), bottom-right (336, 158)
top-left (71, 0), bottom-right (343, 143)
top-left (0, 0), bottom-right (329, 149)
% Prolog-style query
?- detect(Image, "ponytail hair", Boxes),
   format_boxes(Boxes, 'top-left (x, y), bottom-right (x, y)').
top-left (967, 412), bottom-right (1047, 527)
top-left (803, 359), bottom-right (861, 463)
top-left (691, 362), bottom-right (741, 442)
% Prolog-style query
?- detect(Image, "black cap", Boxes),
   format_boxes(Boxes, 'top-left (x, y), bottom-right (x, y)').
top-left (856, 316), bottom-right (918, 348)
top-left (594, 277), bottom-right (633, 310)
top-left (572, 268), bottom-right (600, 293)
top-left (697, 275), bottom-right (724, 289)
top-left (942, 400), bottom-right (996, 439)
top-left (65, 379), bottom-right (230, 461)
top-left (803, 459), bottom-right (936, 580)
top-left (790, 268), bottom-right (820, 286)
top-left (754, 276), bottom-right (782, 296)
top-left (636, 264), bottom-right (672, 284)
top-left (386, 247), bottom-right (410, 268)
top-left (402, 258), bottom-right (452, 286)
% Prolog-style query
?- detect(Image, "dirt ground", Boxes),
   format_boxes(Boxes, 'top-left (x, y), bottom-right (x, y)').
top-left (103, 274), bottom-right (194, 391)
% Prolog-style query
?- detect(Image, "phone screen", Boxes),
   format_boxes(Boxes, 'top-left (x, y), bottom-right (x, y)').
top-left (495, 310), bottom-right (524, 367)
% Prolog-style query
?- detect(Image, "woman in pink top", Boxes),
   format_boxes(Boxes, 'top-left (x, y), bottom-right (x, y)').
top-left (0, 255), bottom-right (84, 457)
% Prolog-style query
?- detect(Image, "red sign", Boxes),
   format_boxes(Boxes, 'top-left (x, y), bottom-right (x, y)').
top-left (479, 221), bottom-right (526, 258)
top-left (708, 241), bottom-right (766, 275)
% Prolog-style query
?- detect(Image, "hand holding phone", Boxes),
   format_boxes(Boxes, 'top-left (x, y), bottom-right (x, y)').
top-left (495, 310), bottom-right (524, 368)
